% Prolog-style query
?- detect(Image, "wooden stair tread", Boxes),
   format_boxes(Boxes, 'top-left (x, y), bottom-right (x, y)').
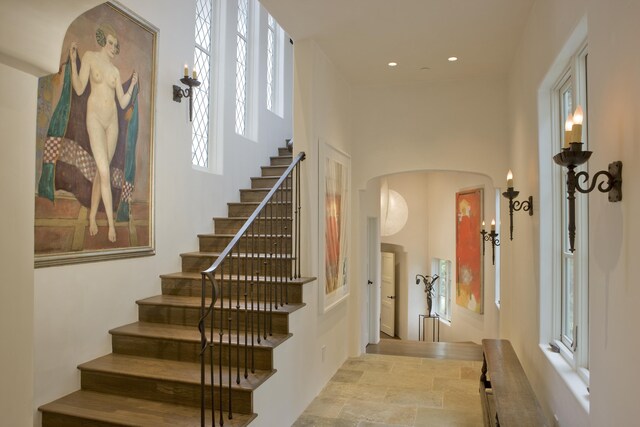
top-left (79, 354), bottom-right (274, 389)
top-left (39, 390), bottom-right (255, 427)
top-left (180, 251), bottom-right (294, 259)
top-left (197, 232), bottom-right (292, 238)
top-left (110, 321), bottom-right (291, 348)
top-left (137, 294), bottom-right (306, 314)
top-left (160, 271), bottom-right (314, 284)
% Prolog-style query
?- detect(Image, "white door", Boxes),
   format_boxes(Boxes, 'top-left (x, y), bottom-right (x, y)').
top-left (367, 218), bottom-right (381, 345)
top-left (380, 251), bottom-right (395, 337)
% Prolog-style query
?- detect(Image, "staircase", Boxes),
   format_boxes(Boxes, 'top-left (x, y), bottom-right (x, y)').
top-left (39, 146), bottom-right (311, 426)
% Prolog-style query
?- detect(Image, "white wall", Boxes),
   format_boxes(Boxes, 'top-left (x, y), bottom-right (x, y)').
top-left (351, 77), bottom-right (510, 190)
top-left (285, 38), bottom-right (353, 419)
top-left (379, 171), bottom-right (499, 342)
top-left (0, 1), bottom-right (294, 426)
top-left (506, 0), bottom-right (640, 426)
top-left (0, 62), bottom-right (37, 427)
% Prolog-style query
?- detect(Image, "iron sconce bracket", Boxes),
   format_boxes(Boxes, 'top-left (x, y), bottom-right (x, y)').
top-left (501, 187), bottom-right (533, 240)
top-left (172, 76), bottom-right (201, 122)
top-left (553, 142), bottom-right (622, 252)
top-left (480, 229), bottom-right (500, 265)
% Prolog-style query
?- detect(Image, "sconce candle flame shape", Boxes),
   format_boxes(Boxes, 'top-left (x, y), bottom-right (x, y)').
top-left (480, 219), bottom-right (500, 265)
top-left (553, 104), bottom-right (623, 252)
top-left (501, 169), bottom-right (533, 240)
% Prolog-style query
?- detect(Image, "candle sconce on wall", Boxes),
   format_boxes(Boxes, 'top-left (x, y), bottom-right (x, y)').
top-left (501, 170), bottom-right (533, 240)
top-left (553, 105), bottom-right (623, 253)
top-left (480, 220), bottom-right (500, 265)
top-left (173, 65), bottom-right (200, 122)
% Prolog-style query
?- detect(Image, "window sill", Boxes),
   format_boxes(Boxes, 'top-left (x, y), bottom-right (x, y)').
top-left (438, 317), bottom-right (451, 327)
top-left (538, 343), bottom-right (590, 415)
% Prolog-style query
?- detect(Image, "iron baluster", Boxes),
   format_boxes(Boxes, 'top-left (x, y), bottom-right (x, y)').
top-left (236, 241), bottom-right (240, 385)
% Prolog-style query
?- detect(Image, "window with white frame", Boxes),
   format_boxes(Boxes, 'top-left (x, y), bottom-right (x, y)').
top-left (432, 258), bottom-right (452, 322)
top-left (235, 0), bottom-right (251, 136)
top-left (552, 44), bottom-right (589, 380)
top-left (192, 0), bottom-right (215, 168)
top-left (266, 13), bottom-right (283, 115)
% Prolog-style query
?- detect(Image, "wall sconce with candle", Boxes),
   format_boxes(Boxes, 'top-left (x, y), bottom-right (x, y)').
top-left (501, 170), bottom-right (533, 240)
top-left (480, 219), bottom-right (500, 265)
top-left (553, 105), bottom-right (623, 252)
top-left (173, 65), bottom-right (200, 122)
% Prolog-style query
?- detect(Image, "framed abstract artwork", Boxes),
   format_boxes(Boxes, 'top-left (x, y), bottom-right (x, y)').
top-left (319, 142), bottom-right (351, 313)
top-left (34, 2), bottom-right (157, 267)
top-left (455, 188), bottom-right (484, 313)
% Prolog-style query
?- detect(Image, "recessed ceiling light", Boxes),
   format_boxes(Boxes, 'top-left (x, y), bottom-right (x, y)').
top-left (448, 56), bottom-right (458, 62)
top-left (388, 62), bottom-right (398, 67)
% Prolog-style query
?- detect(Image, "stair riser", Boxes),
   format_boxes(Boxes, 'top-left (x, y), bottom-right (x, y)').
top-left (42, 413), bottom-right (124, 427)
top-left (181, 254), bottom-right (293, 275)
top-left (214, 218), bottom-right (292, 235)
top-left (251, 176), bottom-right (291, 189)
top-left (161, 278), bottom-right (303, 303)
top-left (228, 202), bottom-right (291, 217)
top-left (199, 235), bottom-right (292, 253)
top-left (80, 371), bottom-right (253, 414)
top-left (138, 304), bottom-right (291, 334)
top-left (111, 335), bottom-right (275, 370)
top-left (270, 156), bottom-right (292, 166)
top-left (262, 166), bottom-right (288, 176)
top-left (278, 147), bottom-right (290, 156)
top-left (240, 189), bottom-right (291, 203)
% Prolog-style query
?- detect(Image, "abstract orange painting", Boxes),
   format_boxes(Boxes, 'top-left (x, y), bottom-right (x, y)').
top-left (455, 188), bottom-right (483, 313)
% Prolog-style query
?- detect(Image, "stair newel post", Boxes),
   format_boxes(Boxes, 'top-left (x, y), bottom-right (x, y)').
top-left (227, 258), bottom-right (233, 420)
top-left (243, 229), bottom-right (248, 380)
top-left (235, 241), bottom-right (241, 385)
top-left (276, 185), bottom-right (282, 308)
top-left (250, 221), bottom-right (256, 373)
top-left (269, 197), bottom-right (274, 337)
top-left (296, 160), bottom-right (302, 279)
top-left (285, 170), bottom-right (291, 305)
top-left (199, 273), bottom-right (206, 427)
top-left (279, 185), bottom-right (285, 306)
top-left (218, 264), bottom-right (224, 426)
top-left (272, 193), bottom-right (279, 310)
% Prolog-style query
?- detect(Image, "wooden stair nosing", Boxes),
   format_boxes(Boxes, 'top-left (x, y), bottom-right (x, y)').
top-left (137, 294), bottom-right (306, 314)
top-left (110, 321), bottom-right (292, 349)
top-left (160, 271), bottom-right (315, 285)
top-left (180, 251), bottom-right (294, 260)
top-left (39, 390), bottom-right (256, 427)
top-left (78, 353), bottom-right (274, 390)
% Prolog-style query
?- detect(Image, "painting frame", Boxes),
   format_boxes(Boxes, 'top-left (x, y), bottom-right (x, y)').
top-left (455, 187), bottom-right (484, 314)
top-left (34, 2), bottom-right (157, 267)
top-left (318, 142), bottom-right (351, 313)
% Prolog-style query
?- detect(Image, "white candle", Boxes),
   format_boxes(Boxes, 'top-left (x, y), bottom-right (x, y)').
top-left (482, 220), bottom-right (486, 230)
top-left (192, 69), bottom-right (197, 80)
top-left (571, 106), bottom-right (583, 143)
top-left (184, 64), bottom-right (188, 77)
top-left (507, 170), bottom-right (513, 188)
top-left (491, 219), bottom-right (495, 231)
top-left (564, 114), bottom-right (573, 148)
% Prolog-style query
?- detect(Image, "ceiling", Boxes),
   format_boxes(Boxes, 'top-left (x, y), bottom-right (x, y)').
top-left (260, 0), bottom-right (536, 86)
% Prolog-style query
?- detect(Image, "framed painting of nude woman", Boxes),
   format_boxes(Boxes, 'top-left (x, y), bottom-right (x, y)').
top-left (34, 2), bottom-right (157, 267)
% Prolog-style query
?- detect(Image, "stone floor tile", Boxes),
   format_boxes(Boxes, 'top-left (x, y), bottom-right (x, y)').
top-left (339, 400), bottom-right (417, 425)
top-left (292, 414), bottom-right (359, 427)
top-left (414, 407), bottom-right (484, 427)
top-left (332, 368), bottom-right (365, 383)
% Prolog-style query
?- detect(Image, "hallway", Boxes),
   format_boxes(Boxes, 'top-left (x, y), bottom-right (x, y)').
top-left (293, 343), bottom-right (484, 426)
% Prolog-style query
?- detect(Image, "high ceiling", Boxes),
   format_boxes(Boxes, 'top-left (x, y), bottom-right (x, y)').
top-left (260, 0), bottom-right (535, 86)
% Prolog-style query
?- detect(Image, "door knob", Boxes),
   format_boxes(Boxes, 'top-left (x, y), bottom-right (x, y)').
top-left (367, 280), bottom-right (373, 285)
top-left (386, 295), bottom-right (395, 299)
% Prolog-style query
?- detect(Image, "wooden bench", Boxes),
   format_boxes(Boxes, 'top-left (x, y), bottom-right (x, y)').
top-left (480, 339), bottom-right (549, 427)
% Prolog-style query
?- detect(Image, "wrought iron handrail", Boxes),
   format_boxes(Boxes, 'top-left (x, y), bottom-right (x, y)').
top-left (198, 150), bottom-right (305, 426)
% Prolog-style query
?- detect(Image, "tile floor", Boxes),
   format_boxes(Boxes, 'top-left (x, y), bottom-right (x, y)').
top-left (293, 353), bottom-right (484, 427)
